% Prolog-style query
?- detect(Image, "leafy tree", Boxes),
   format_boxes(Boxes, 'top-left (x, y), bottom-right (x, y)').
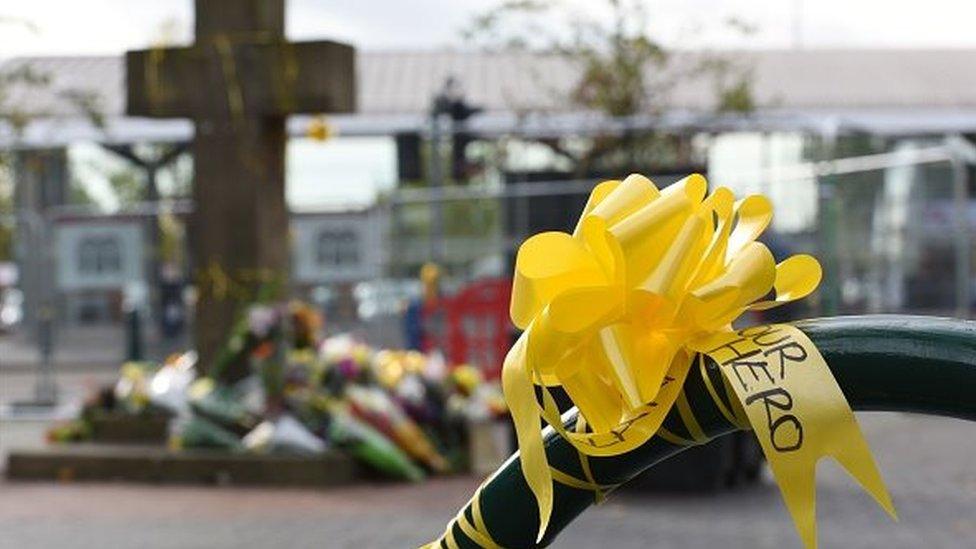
top-left (107, 167), bottom-right (146, 207)
top-left (0, 22), bottom-right (50, 261)
top-left (0, 183), bottom-right (12, 261)
top-left (0, 63), bottom-right (49, 133)
top-left (68, 176), bottom-right (100, 208)
top-left (463, 0), bottom-right (757, 176)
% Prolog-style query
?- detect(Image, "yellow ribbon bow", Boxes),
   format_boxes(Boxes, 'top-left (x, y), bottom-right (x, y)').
top-left (504, 173), bottom-right (893, 547)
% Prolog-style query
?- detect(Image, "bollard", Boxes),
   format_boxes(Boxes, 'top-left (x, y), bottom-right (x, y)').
top-left (124, 306), bottom-right (144, 362)
top-left (34, 304), bottom-right (58, 405)
top-left (123, 282), bottom-right (148, 362)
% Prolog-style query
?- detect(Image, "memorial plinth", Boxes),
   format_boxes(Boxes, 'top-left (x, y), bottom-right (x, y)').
top-left (87, 412), bottom-right (170, 445)
top-left (7, 444), bottom-right (359, 487)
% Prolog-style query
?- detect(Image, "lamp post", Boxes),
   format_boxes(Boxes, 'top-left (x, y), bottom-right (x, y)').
top-left (427, 77), bottom-right (482, 265)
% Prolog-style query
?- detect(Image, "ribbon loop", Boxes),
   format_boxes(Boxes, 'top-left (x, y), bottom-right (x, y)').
top-left (502, 173), bottom-right (890, 547)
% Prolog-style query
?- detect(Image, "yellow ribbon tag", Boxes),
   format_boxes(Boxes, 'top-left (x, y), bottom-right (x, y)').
top-left (695, 324), bottom-right (896, 548)
top-left (499, 173), bottom-right (890, 547)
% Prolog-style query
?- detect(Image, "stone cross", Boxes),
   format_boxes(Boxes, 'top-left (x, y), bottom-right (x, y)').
top-left (126, 0), bottom-right (355, 379)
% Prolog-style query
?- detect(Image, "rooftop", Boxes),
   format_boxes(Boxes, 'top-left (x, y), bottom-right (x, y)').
top-left (4, 49), bottom-right (976, 147)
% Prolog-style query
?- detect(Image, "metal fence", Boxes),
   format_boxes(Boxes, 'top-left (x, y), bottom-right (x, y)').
top-left (2, 144), bottom-right (973, 383)
top-left (389, 143), bottom-right (973, 319)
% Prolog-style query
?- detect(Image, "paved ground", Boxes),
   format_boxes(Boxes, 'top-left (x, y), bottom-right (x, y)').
top-left (0, 326), bottom-right (189, 370)
top-left (1, 326), bottom-right (121, 370)
top-left (0, 413), bottom-right (974, 548)
top-left (0, 320), bottom-right (397, 371)
top-left (0, 368), bottom-right (116, 408)
top-left (2, 338), bottom-right (975, 548)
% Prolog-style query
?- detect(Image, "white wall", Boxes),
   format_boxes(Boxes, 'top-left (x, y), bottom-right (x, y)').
top-left (56, 221), bottom-right (144, 290)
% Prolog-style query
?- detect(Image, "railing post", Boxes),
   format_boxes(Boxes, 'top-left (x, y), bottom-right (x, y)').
top-left (950, 147), bottom-right (972, 319)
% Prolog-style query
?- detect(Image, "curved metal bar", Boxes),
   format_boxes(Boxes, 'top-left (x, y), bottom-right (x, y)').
top-left (437, 315), bottom-right (976, 548)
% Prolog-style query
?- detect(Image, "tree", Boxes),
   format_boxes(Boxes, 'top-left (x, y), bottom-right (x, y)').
top-left (107, 167), bottom-right (146, 207)
top-left (463, 0), bottom-right (756, 176)
top-left (0, 62), bottom-right (49, 134)
top-left (0, 182), bottom-right (12, 261)
top-left (0, 18), bottom-right (50, 261)
top-left (68, 175), bottom-right (100, 208)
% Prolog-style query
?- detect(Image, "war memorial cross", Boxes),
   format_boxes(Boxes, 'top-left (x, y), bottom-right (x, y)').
top-left (126, 0), bottom-right (355, 377)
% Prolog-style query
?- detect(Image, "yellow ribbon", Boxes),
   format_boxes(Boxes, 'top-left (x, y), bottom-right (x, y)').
top-left (423, 464), bottom-right (616, 549)
top-left (503, 173), bottom-right (891, 547)
top-left (695, 324), bottom-right (896, 548)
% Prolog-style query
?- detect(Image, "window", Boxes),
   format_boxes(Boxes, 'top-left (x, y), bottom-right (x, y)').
top-left (78, 236), bottom-right (122, 275)
top-left (315, 228), bottom-right (359, 267)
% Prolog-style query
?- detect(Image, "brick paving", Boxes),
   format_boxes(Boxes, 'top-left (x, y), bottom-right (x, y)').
top-left (0, 326), bottom-right (188, 370)
top-left (0, 414), bottom-right (974, 548)
top-left (2, 336), bottom-right (974, 548)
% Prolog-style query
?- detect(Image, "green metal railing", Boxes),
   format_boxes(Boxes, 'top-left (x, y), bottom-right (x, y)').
top-left (435, 315), bottom-right (976, 548)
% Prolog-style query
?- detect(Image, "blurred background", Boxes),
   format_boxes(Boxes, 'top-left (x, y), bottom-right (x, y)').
top-left (1, 1), bottom-right (974, 548)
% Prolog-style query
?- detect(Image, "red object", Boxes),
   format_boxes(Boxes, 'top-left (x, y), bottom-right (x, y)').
top-left (446, 278), bottom-right (512, 380)
top-left (419, 278), bottom-right (513, 380)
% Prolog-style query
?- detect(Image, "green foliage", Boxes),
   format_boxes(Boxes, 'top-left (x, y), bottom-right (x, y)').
top-left (159, 150), bottom-right (193, 198)
top-left (464, 0), bottom-right (669, 117)
top-left (0, 186), bottom-right (12, 261)
top-left (108, 168), bottom-right (146, 207)
top-left (69, 157), bottom-right (151, 210)
top-left (68, 175), bottom-right (100, 208)
top-left (60, 89), bottom-right (106, 129)
top-left (0, 143), bottom-right (11, 264)
top-left (0, 19), bottom-right (50, 261)
top-left (463, 0), bottom-right (758, 176)
top-left (0, 231), bottom-right (11, 261)
top-left (158, 212), bottom-right (185, 265)
top-left (1, 18), bottom-right (106, 133)
top-left (0, 62), bottom-right (50, 135)
top-left (572, 33), bottom-right (667, 117)
top-left (716, 78), bottom-right (755, 113)
top-left (465, 1), bottom-right (756, 118)
top-left (460, 1), bottom-right (550, 50)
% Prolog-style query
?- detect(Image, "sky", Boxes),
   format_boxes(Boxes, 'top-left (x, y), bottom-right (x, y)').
top-left (3, 0), bottom-right (976, 59)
